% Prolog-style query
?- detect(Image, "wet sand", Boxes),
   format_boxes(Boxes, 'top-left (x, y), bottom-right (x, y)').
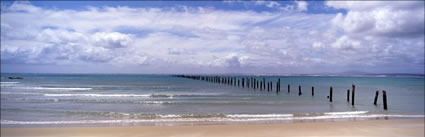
top-left (1, 118), bottom-right (424, 137)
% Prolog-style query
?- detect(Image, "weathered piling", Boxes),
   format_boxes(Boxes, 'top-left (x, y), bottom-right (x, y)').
top-left (383, 90), bottom-right (388, 110)
top-left (260, 81), bottom-right (263, 91)
top-left (242, 78), bottom-right (245, 88)
top-left (252, 78), bottom-right (257, 89)
top-left (251, 78), bottom-right (254, 89)
top-left (238, 79), bottom-right (240, 87)
top-left (246, 78), bottom-right (251, 88)
top-left (352, 84), bottom-right (355, 106)
top-left (298, 85), bottom-right (301, 96)
top-left (263, 78), bottom-right (265, 90)
top-left (246, 78), bottom-right (248, 88)
top-left (288, 84), bottom-right (290, 93)
top-left (312, 86), bottom-right (314, 96)
top-left (347, 89), bottom-right (350, 102)
top-left (257, 79), bottom-right (259, 89)
top-left (276, 81), bottom-right (278, 93)
top-left (329, 86), bottom-right (333, 102)
top-left (226, 77), bottom-right (228, 84)
top-left (373, 91), bottom-right (379, 105)
top-left (267, 82), bottom-right (270, 91)
top-left (278, 78), bottom-right (281, 92)
top-left (271, 82), bottom-right (272, 91)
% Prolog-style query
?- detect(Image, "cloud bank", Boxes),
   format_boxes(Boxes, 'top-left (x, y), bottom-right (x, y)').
top-left (1, 1), bottom-right (424, 74)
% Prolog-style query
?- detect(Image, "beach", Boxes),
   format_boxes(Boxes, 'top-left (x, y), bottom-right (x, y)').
top-left (1, 118), bottom-right (424, 137)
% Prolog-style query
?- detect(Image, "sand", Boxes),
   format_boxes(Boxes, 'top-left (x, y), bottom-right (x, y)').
top-left (1, 118), bottom-right (424, 137)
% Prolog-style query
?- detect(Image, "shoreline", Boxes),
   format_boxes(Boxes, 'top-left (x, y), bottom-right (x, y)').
top-left (2, 118), bottom-right (424, 137)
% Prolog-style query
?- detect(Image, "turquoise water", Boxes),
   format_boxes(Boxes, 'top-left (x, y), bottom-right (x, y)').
top-left (1, 73), bottom-right (424, 127)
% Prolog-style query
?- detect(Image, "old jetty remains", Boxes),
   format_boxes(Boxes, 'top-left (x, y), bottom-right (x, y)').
top-left (172, 75), bottom-right (389, 110)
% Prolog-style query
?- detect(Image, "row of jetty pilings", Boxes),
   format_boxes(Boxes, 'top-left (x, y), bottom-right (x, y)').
top-left (172, 75), bottom-right (388, 110)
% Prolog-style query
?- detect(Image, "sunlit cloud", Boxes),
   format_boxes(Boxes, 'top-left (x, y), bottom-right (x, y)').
top-left (1, 1), bottom-right (423, 74)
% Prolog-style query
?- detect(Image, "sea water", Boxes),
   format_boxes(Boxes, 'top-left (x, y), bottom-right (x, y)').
top-left (1, 73), bottom-right (424, 127)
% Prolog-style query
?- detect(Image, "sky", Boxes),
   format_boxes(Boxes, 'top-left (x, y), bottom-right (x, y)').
top-left (1, 1), bottom-right (424, 74)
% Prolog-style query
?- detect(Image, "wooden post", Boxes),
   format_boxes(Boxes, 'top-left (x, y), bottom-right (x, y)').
top-left (263, 78), bottom-right (266, 90)
top-left (298, 85), bottom-right (301, 96)
top-left (245, 78), bottom-right (247, 88)
top-left (267, 82), bottom-right (270, 91)
top-left (260, 81), bottom-right (263, 91)
top-left (242, 78), bottom-right (245, 88)
top-left (347, 89), bottom-right (350, 102)
top-left (352, 84), bottom-right (355, 106)
top-left (374, 91), bottom-right (379, 105)
top-left (227, 77), bottom-right (229, 84)
top-left (278, 78), bottom-right (281, 92)
top-left (383, 90), bottom-right (388, 110)
top-left (251, 78), bottom-right (254, 89)
top-left (330, 86), bottom-right (333, 102)
top-left (246, 78), bottom-right (248, 88)
top-left (312, 86), bottom-right (314, 96)
top-left (271, 82), bottom-right (273, 91)
top-left (276, 81), bottom-right (278, 93)
top-left (288, 84), bottom-right (290, 93)
top-left (252, 78), bottom-right (257, 89)
top-left (257, 80), bottom-right (258, 87)
top-left (238, 79), bottom-right (240, 87)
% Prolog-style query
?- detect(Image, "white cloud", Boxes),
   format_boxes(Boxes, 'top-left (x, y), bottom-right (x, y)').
top-left (254, 1), bottom-right (308, 12)
top-left (92, 32), bottom-right (132, 48)
top-left (312, 42), bottom-right (323, 49)
top-left (330, 36), bottom-right (362, 51)
top-left (295, 1), bottom-right (308, 12)
top-left (0, 1), bottom-right (423, 74)
top-left (327, 1), bottom-right (424, 37)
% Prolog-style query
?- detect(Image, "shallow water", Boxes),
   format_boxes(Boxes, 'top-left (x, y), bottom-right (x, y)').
top-left (1, 73), bottom-right (424, 127)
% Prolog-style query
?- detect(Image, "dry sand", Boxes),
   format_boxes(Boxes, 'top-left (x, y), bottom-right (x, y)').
top-left (1, 118), bottom-right (424, 137)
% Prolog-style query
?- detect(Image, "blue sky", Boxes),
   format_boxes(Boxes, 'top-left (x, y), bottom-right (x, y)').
top-left (1, 1), bottom-right (424, 74)
top-left (1, 1), bottom-right (345, 14)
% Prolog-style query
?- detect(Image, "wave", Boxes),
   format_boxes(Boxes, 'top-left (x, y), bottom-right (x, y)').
top-left (4, 97), bottom-right (295, 105)
top-left (324, 111), bottom-right (368, 115)
top-left (35, 87), bottom-right (92, 90)
top-left (2, 85), bottom-right (92, 91)
top-left (0, 92), bottom-right (41, 95)
top-left (43, 93), bottom-right (221, 98)
top-left (0, 82), bottom-right (20, 87)
top-left (227, 114), bottom-right (293, 118)
top-left (23, 87), bottom-right (92, 91)
top-left (1, 92), bottom-right (217, 99)
top-left (44, 93), bottom-right (151, 97)
top-left (1, 114), bottom-right (424, 125)
top-left (0, 82), bottom-right (20, 84)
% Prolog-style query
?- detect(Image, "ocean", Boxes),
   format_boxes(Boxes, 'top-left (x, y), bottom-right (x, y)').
top-left (1, 73), bottom-right (424, 127)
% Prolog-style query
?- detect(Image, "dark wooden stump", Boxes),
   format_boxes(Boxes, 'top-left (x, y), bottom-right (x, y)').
top-left (288, 84), bottom-right (290, 93)
top-left (352, 84), bottom-right (355, 106)
top-left (347, 89), bottom-right (350, 102)
top-left (298, 85), bottom-right (301, 96)
top-left (383, 90), bottom-right (388, 110)
top-left (312, 86), bottom-right (314, 96)
top-left (330, 86), bottom-right (333, 102)
top-left (374, 91), bottom-right (379, 105)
